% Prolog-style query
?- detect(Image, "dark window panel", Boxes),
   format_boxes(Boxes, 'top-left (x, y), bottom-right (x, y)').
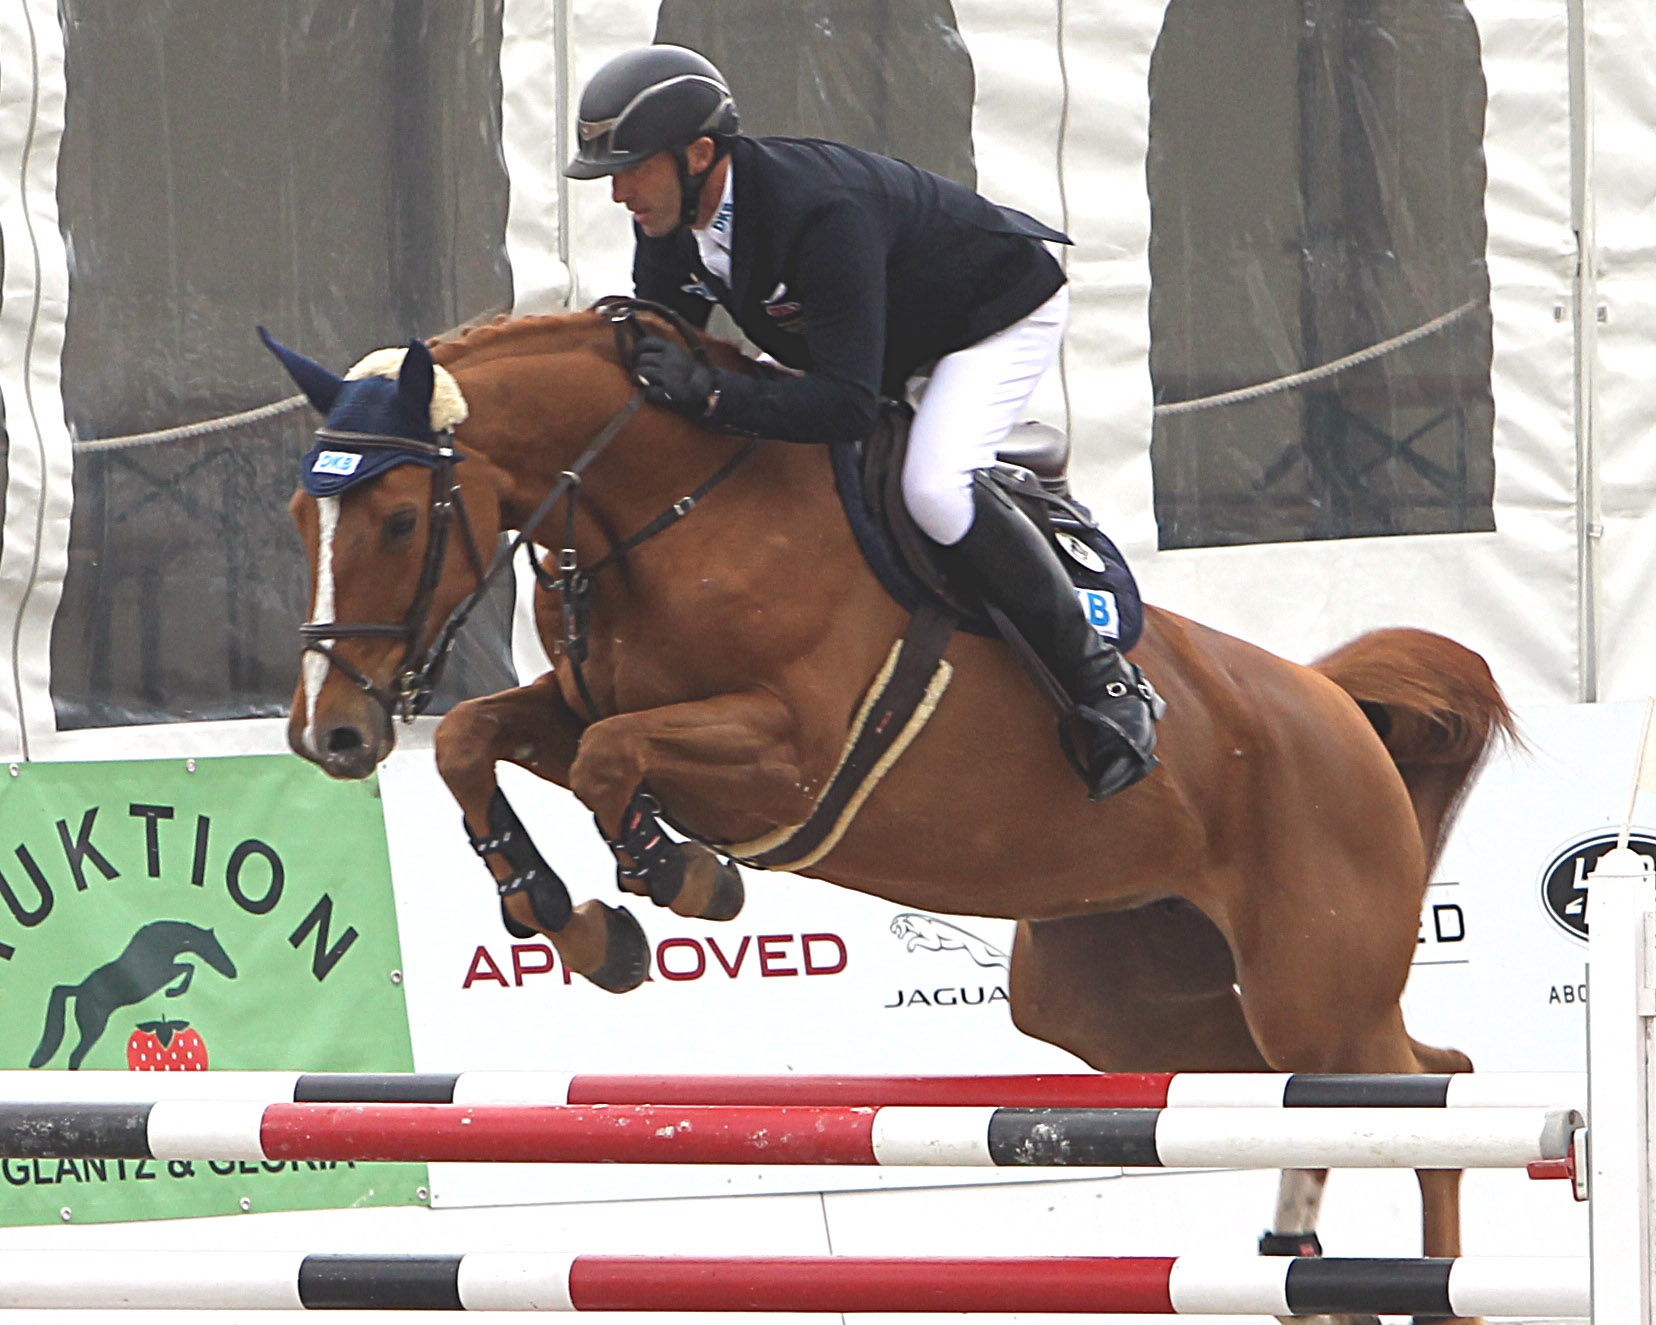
top-left (1147, 0), bottom-right (1494, 548)
top-left (655, 0), bottom-right (976, 188)
top-left (52, 0), bottom-right (513, 728)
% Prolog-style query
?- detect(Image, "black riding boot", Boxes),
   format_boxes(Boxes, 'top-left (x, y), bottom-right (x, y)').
top-left (947, 478), bottom-right (1161, 800)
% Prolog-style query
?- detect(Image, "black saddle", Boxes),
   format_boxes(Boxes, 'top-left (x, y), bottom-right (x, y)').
top-left (829, 403), bottom-right (1144, 649)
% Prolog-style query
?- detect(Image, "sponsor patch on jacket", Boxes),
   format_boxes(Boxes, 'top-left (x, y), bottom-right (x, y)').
top-left (763, 281), bottom-right (804, 324)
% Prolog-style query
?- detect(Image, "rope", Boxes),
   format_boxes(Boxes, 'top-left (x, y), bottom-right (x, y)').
top-left (70, 307), bottom-right (508, 454)
top-left (72, 395), bottom-right (308, 454)
top-left (72, 298), bottom-right (1484, 449)
top-left (1152, 297), bottom-right (1485, 418)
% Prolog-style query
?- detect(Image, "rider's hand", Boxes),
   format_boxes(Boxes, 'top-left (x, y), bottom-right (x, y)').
top-left (632, 336), bottom-right (718, 420)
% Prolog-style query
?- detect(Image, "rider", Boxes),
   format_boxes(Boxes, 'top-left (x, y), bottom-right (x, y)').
top-left (564, 43), bottom-right (1160, 800)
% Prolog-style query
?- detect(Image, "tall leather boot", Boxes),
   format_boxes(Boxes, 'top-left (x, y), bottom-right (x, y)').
top-left (946, 477), bottom-right (1160, 800)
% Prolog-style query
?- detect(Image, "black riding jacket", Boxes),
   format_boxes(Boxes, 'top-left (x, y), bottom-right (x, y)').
top-left (633, 135), bottom-right (1069, 445)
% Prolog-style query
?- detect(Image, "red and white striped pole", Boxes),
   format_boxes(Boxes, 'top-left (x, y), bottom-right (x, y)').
top-left (0, 1250), bottom-right (1591, 1317)
top-left (0, 1101), bottom-right (1579, 1169)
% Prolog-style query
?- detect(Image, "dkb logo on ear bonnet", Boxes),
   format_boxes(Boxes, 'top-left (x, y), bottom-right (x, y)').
top-left (258, 327), bottom-right (470, 497)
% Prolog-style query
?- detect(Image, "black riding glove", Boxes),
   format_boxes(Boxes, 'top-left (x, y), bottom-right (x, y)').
top-left (632, 336), bottom-right (717, 420)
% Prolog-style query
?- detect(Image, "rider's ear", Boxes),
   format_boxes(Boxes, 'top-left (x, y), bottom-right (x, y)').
top-left (686, 136), bottom-right (717, 174)
top-left (258, 326), bottom-right (344, 416)
top-left (397, 338), bottom-right (437, 430)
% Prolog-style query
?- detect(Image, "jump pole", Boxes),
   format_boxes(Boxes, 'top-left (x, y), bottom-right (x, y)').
top-left (0, 1250), bottom-right (1590, 1316)
top-left (0, 1069), bottom-right (1584, 1110)
top-left (0, 1102), bottom-right (1578, 1169)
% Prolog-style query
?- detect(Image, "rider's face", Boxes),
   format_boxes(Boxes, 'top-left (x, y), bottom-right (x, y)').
top-left (610, 151), bottom-right (683, 238)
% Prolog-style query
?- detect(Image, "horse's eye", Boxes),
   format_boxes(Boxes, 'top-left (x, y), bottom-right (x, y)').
top-left (386, 508), bottom-right (418, 539)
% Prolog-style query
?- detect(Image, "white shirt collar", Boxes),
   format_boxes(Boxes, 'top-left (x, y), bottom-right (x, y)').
top-left (693, 163), bottom-right (735, 284)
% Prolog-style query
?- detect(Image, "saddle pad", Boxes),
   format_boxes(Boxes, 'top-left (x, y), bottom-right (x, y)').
top-left (829, 418), bottom-right (1144, 651)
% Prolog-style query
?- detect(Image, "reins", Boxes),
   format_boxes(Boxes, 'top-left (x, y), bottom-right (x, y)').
top-left (541, 426), bottom-right (761, 722)
top-left (301, 299), bottom-right (761, 723)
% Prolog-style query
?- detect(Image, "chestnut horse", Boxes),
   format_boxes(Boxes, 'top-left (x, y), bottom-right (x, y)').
top-left (273, 307), bottom-right (1510, 1321)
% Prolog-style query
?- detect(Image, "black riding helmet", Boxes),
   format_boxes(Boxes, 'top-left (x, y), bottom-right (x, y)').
top-left (565, 45), bottom-right (740, 230)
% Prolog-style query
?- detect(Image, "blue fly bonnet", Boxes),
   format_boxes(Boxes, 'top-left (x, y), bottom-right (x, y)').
top-left (258, 327), bottom-right (470, 496)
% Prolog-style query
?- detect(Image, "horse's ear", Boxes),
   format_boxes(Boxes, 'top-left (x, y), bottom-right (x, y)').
top-left (258, 326), bottom-right (344, 415)
top-left (397, 338), bottom-right (436, 427)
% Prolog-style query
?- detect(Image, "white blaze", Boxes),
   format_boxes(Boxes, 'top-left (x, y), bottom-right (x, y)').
top-left (302, 496), bottom-right (340, 754)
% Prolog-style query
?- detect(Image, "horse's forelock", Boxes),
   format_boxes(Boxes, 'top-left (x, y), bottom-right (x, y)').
top-left (345, 347), bottom-right (470, 432)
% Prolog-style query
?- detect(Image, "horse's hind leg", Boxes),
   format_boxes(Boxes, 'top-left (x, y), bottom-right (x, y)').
top-left (1226, 864), bottom-right (1479, 1324)
top-left (68, 1000), bottom-right (114, 1071)
top-left (1008, 902), bottom-right (1268, 1071)
top-left (1009, 906), bottom-right (1379, 1325)
top-left (435, 675), bottom-right (647, 992)
top-left (1411, 1037), bottom-right (1474, 1272)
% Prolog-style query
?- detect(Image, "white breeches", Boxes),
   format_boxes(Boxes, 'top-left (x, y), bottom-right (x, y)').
top-left (901, 284), bottom-right (1069, 546)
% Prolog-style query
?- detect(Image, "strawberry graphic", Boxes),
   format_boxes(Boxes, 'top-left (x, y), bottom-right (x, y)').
top-left (126, 1019), bottom-right (209, 1071)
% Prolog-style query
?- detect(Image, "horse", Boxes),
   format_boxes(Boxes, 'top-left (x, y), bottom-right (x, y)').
top-left (29, 921), bottom-right (238, 1070)
top-left (268, 306), bottom-right (1512, 1325)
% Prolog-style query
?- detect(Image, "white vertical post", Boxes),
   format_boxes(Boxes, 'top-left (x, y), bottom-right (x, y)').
top-left (1587, 845), bottom-right (1656, 1323)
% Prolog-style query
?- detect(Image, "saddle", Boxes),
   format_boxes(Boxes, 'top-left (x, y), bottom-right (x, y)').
top-left (829, 403), bottom-right (1144, 650)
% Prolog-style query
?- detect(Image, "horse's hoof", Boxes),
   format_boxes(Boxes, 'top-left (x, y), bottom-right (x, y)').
top-left (583, 903), bottom-right (650, 993)
top-left (669, 844), bottom-right (745, 921)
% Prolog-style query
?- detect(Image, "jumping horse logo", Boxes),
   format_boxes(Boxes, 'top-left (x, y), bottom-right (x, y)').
top-left (889, 913), bottom-right (1010, 969)
top-left (29, 921), bottom-right (238, 1070)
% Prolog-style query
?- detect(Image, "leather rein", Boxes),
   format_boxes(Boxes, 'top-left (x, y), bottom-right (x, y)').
top-left (299, 298), bottom-right (760, 723)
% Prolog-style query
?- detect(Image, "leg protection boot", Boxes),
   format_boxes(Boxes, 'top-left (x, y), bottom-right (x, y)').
top-left (947, 477), bottom-right (1161, 799)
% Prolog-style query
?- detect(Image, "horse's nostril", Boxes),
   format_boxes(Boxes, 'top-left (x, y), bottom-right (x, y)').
top-left (326, 726), bottom-right (366, 754)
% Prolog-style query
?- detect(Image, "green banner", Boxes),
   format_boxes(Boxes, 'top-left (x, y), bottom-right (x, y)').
top-left (0, 755), bottom-right (422, 1225)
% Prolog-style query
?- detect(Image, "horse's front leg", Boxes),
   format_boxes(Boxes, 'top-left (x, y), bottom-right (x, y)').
top-left (569, 688), bottom-right (816, 898)
top-left (435, 673), bottom-right (648, 993)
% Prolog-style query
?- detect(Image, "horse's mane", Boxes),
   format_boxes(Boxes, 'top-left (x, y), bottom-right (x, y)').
top-left (429, 311), bottom-right (616, 370)
top-left (430, 308), bottom-right (756, 377)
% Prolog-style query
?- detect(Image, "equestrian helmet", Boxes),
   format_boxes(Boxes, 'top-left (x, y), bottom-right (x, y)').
top-left (565, 45), bottom-right (739, 179)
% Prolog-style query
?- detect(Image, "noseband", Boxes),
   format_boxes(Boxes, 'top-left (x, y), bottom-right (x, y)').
top-left (299, 299), bottom-right (757, 723)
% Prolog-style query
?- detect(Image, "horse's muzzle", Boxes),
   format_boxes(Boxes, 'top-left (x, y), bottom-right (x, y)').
top-left (291, 706), bottom-right (394, 780)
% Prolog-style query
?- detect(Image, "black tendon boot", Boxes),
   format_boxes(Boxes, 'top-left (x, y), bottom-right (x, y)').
top-left (947, 478), bottom-right (1161, 799)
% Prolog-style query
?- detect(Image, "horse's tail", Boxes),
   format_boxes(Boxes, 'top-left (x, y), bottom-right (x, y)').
top-left (1313, 628), bottom-right (1516, 875)
top-left (28, 984), bottom-right (75, 1069)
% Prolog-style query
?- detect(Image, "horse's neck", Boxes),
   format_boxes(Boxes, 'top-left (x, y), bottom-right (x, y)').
top-left (446, 321), bottom-right (817, 567)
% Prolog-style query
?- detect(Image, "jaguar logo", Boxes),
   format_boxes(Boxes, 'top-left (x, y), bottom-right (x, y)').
top-left (889, 913), bottom-right (1009, 969)
top-left (1539, 831), bottom-right (1656, 942)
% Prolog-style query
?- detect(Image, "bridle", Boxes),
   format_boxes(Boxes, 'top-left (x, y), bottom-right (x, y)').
top-left (298, 298), bottom-right (758, 723)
